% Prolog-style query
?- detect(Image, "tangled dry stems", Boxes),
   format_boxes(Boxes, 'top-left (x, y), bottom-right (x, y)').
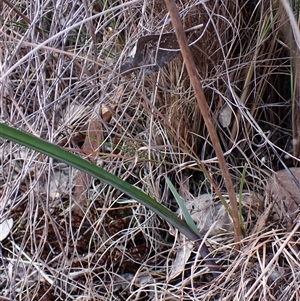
top-left (1, 0), bottom-right (300, 300)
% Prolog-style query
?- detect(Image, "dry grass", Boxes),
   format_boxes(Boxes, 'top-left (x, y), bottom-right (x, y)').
top-left (1, 0), bottom-right (300, 300)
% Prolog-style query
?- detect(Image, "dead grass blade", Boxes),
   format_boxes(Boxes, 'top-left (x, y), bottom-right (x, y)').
top-left (73, 113), bottom-right (103, 216)
top-left (164, 0), bottom-right (242, 246)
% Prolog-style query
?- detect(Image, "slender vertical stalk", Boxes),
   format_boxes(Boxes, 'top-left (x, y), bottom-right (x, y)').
top-left (164, 0), bottom-right (242, 246)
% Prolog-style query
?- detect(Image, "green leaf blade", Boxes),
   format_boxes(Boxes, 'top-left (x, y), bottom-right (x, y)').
top-left (166, 177), bottom-right (201, 237)
top-left (0, 123), bottom-right (199, 241)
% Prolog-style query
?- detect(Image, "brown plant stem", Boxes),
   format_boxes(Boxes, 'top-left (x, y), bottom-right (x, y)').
top-left (164, 0), bottom-right (242, 247)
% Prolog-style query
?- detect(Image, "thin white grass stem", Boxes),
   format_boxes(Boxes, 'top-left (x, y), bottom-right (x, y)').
top-left (245, 220), bottom-right (300, 299)
top-left (0, 0), bottom-right (142, 80)
top-left (11, 241), bottom-right (54, 286)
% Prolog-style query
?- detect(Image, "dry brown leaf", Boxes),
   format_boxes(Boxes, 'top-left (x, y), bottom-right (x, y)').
top-left (100, 86), bottom-right (123, 122)
top-left (218, 103), bottom-right (233, 128)
top-left (119, 32), bottom-right (182, 75)
top-left (101, 104), bottom-right (116, 123)
top-left (180, 194), bottom-right (234, 237)
top-left (0, 218), bottom-right (13, 242)
top-left (265, 167), bottom-right (300, 227)
top-left (73, 115), bottom-right (103, 216)
top-left (169, 242), bottom-right (193, 280)
top-left (73, 86), bottom-right (123, 215)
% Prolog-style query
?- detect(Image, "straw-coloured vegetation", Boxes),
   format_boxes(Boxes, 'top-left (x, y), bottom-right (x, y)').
top-left (1, 0), bottom-right (300, 300)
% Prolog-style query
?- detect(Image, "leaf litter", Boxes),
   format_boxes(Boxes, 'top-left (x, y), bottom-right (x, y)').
top-left (1, 0), bottom-right (300, 300)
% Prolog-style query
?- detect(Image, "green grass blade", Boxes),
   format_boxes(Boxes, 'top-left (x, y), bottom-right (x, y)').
top-left (165, 177), bottom-right (201, 237)
top-left (0, 123), bottom-right (200, 241)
